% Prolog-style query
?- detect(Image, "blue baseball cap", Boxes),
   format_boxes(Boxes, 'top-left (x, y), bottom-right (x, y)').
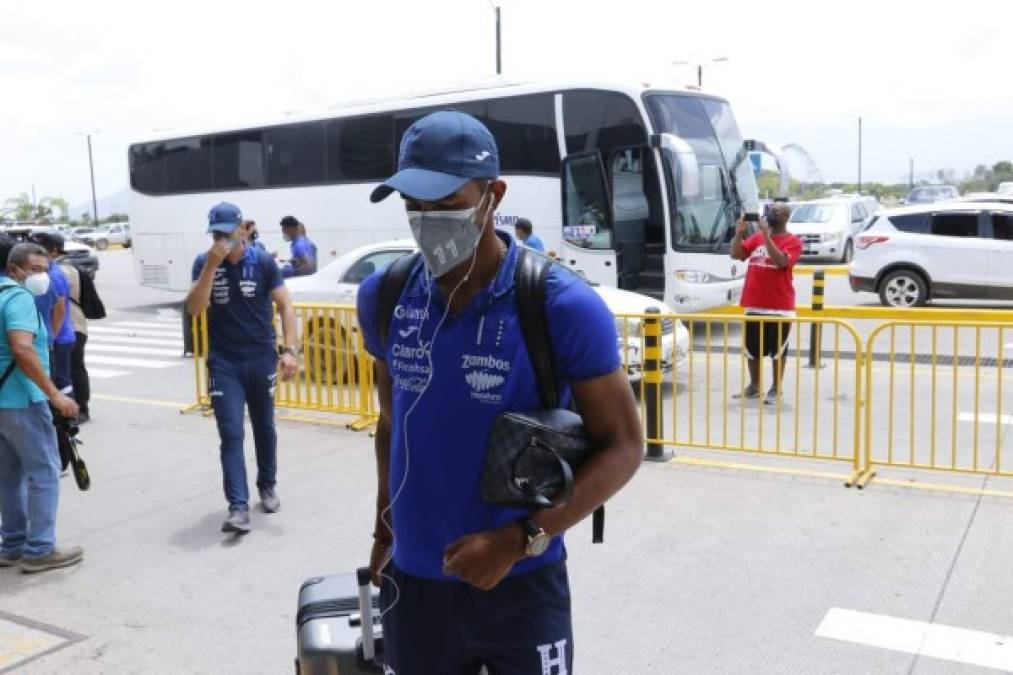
top-left (207, 202), bottom-right (243, 233)
top-left (370, 110), bottom-right (500, 203)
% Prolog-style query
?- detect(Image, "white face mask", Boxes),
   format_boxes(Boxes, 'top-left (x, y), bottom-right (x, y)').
top-left (23, 272), bottom-right (50, 297)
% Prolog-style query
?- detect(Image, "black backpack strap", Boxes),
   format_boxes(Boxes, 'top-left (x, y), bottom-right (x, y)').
top-left (514, 248), bottom-right (605, 544)
top-left (378, 252), bottom-right (423, 349)
top-left (515, 247), bottom-right (559, 409)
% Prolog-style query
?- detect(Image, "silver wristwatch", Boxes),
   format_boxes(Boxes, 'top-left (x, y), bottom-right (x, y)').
top-left (518, 518), bottom-right (550, 557)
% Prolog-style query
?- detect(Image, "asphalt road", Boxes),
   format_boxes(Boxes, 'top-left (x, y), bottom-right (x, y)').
top-left (3, 250), bottom-right (1013, 674)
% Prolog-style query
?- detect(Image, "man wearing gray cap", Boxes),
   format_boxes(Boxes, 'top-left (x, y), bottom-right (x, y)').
top-left (357, 111), bottom-right (643, 674)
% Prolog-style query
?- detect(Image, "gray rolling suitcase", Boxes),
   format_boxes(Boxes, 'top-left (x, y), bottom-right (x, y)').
top-left (296, 568), bottom-right (383, 674)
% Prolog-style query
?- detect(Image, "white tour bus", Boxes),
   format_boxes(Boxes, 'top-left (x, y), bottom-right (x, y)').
top-left (128, 80), bottom-right (782, 311)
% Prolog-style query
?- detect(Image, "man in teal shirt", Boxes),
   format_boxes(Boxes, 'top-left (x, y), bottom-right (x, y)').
top-left (0, 241), bottom-right (82, 573)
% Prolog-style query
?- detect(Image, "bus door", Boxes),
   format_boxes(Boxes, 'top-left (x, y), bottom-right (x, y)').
top-left (559, 151), bottom-right (617, 287)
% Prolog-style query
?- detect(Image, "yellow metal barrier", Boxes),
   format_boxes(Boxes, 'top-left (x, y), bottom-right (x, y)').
top-left (618, 312), bottom-right (865, 483)
top-left (183, 300), bottom-right (1013, 492)
top-left (184, 304), bottom-right (377, 429)
top-left (856, 320), bottom-right (1013, 486)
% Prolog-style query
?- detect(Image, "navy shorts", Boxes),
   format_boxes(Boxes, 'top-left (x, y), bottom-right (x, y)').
top-left (380, 561), bottom-right (573, 675)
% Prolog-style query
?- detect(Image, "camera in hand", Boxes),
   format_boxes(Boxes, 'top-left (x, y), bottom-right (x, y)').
top-left (51, 408), bottom-right (91, 491)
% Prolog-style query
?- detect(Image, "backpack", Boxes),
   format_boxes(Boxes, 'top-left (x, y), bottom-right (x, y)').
top-left (67, 266), bottom-right (106, 320)
top-left (377, 248), bottom-right (605, 543)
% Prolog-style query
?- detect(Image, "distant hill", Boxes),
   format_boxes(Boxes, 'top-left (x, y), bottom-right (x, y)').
top-left (71, 187), bottom-right (129, 220)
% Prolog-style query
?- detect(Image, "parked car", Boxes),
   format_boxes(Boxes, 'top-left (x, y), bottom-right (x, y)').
top-left (959, 193), bottom-right (1013, 205)
top-left (73, 223), bottom-right (131, 250)
top-left (903, 185), bottom-right (960, 205)
top-left (0, 225), bottom-right (99, 279)
top-left (849, 202), bottom-right (1013, 307)
top-left (787, 197), bottom-right (878, 263)
top-left (284, 240), bottom-right (690, 383)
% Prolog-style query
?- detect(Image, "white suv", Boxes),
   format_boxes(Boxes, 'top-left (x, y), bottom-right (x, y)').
top-left (849, 202), bottom-right (1013, 307)
top-left (787, 197), bottom-right (879, 263)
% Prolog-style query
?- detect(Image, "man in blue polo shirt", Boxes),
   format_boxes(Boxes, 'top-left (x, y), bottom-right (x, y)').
top-left (278, 216), bottom-right (317, 278)
top-left (358, 111), bottom-right (643, 674)
top-left (185, 205), bottom-right (299, 534)
top-left (0, 240), bottom-right (82, 573)
top-left (514, 217), bottom-right (545, 252)
top-left (31, 233), bottom-right (76, 400)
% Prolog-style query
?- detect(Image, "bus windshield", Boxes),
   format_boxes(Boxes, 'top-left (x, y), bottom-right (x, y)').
top-left (645, 94), bottom-right (759, 250)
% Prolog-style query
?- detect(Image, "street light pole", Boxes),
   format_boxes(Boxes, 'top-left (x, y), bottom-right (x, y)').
top-left (491, 3), bottom-right (501, 75)
top-left (673, 57), bottom-right (728, 88)
top-left (87, 134), bottom-right (99, 225)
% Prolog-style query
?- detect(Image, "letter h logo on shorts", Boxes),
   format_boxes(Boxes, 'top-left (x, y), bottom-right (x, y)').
top-left (536, 639), bottom-right (568, 675)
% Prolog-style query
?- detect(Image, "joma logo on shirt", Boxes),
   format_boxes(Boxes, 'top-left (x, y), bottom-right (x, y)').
top-left (460, 354), bottom-right (511, 372)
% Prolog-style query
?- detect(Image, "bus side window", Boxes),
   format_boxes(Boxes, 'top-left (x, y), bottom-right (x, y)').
top-left (561, 151), bottom-right (612, 250)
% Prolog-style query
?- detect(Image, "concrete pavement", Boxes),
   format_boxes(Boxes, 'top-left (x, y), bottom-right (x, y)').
top-left (5, 249), bottom-right (1013, 673)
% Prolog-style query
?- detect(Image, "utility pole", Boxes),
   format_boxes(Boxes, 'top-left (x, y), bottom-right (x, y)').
top-left (87, 134), bottom-right (99, 225)
top-left (495, 5), bottom-right (502, 75)
top-left (909, 158), bottom-right (914, 189)
top-left (697, 64), bottom-right (703, 88)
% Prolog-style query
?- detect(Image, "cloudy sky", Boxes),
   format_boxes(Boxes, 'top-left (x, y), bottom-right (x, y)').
top-left (2, 0), bottom-right (1010, 209)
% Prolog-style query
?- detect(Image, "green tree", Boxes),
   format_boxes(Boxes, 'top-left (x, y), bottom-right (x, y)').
top-left (3, 193), bottom-right (35, 221)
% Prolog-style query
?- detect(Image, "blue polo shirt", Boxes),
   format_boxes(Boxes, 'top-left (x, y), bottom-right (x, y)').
top-left (357, 231), bottom-right (620, 581)
top-left (191, 245), bottom-right (284, 361)
top-left (524, 233), bottom-right (545, 252)
top-left (50, 261), bottom-right (75, 346)
top-left (34, 279), bottom-right (58, 348)
top-left (282, 235), bottom-right (318, 278)
top-left (0, 277), bottom-right (49, 409)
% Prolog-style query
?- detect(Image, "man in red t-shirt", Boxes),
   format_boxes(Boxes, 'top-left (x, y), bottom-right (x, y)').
top-left (730, 204), bottom-right (802, 405)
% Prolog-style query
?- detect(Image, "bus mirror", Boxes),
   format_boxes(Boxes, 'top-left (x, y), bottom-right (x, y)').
top-left (656, 133), bottom-right (700, 200)
top-left (737, 139), bottom-right (791, 197)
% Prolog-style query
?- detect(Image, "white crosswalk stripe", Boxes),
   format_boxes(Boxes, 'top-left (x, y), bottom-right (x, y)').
top-left (89, 336), bottom-right (180, 348)
top-left (83, 316), bottom-right (187, 380)
top-left (90, 326), bottom-right (181, 339)
top-left (88, 367), bottom-right (132, 379)
top-left (87, 344), bottom-right (181, 357)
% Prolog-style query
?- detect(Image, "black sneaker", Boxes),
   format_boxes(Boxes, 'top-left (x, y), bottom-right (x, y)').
top-left (221, 507), bottom-right (251, 534)
top-left (77, 412), bottom-right (90, 424)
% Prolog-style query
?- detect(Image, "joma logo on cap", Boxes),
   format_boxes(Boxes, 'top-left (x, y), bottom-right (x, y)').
top-left (475, 151), bottom-right (491, 161)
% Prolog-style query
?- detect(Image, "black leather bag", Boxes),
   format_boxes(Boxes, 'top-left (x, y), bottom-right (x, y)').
top-left (481, 408), bottom-right (588, 508)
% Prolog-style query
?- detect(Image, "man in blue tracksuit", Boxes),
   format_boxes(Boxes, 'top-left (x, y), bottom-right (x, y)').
top-left (358, 111), bottom-right (644, 674)
top-left (185, 204), bottom-right (299, 534)
top-left (514, 217), bottom-right (545, 252)
top-left (278, 216), bottom-right (317, 278)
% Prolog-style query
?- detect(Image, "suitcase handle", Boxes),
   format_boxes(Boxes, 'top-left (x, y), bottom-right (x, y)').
top-left (356, 567), bottom-right (376, 663)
